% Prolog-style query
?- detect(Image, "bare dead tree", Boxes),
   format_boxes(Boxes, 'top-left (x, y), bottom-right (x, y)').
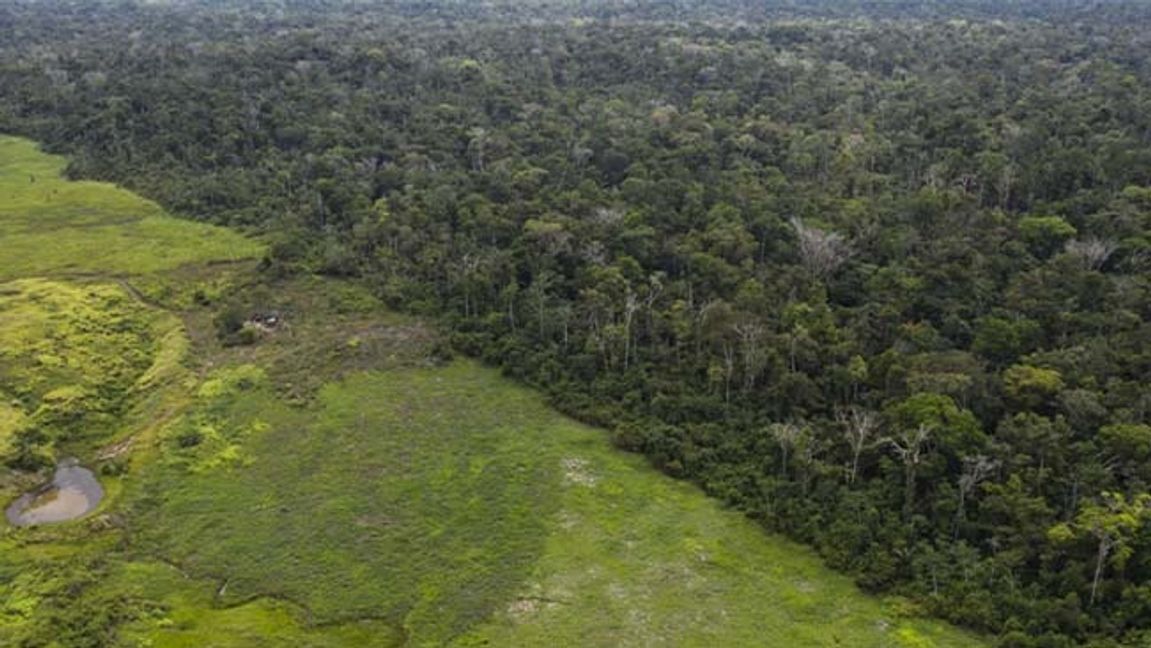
top-left (621, 273), bottom-right (664, 371)
top-left (768, 421), bottom-right (809, 479)
top-left (466, 127), bottom-right (489, 172)
top-left (954, 455), bottom-right (999, 539)
top-left (591, 206), bottom-right (624, 226)
top-left (836, 406), bottom-right (880, 485)
top-left (642, 273), bottom-right (664, 350)
top-left (733, 321), bottom-right (767, 391)
top-left (790, 217), bottom-right (853, 279)
top-left (797, 430), bottom-right (827, 496)
top-left (888, 423), bottom-right (933, 521)
top-left (694, 298), bottom-right (728, 358)
top-left (531, 270), bottom-right (556, 339)
top-left (1065, 238), bottom-right (1118, 271)
top-left (452, 253), bottom-right (483, 319)
top-left (579, 240), bottom-right (607, 265)
top-left (622, 286), bottom-right (640, 370)
top-left (996, 161), bottom-right (1016, 211)
top-left (720, 340), bottom-right (736, 403)
top-left (570, 144), bottom-right (594, 167)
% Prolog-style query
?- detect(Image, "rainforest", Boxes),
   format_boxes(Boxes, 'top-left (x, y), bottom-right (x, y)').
top-left (2, 1), bottom-right (1151, 646)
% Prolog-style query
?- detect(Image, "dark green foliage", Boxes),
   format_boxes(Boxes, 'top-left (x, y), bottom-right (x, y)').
top-left (213, 307), bottom-right (259, 348)
top-left (213, 307), bottom-right (245, 340)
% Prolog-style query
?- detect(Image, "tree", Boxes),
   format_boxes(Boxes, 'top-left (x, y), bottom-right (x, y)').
top-left (1002, 364), bottom-right (1064, 411)
top-left (1049, 492), bottom-right (1151, 607)
top-left (1064, 238), bottom-right (1118, 271)
top-left (887, 422), bottom-right (932, 521)
top-left (836, 406), bottom-right (879, 485)
top-left (733, 320), bottom-right (768, 391)
top-left (1018, 215), bottom-right (1077, 259)
top-left (467, 127), bottom-right (490, 172)
top-left (790, 217), bottom-right (852, 279)
top-left (886, 393), bottom-right (986, 460)
top-left (954, 454), bottom-right (997, 539)
top-left (971, 316), bottom-right (1040, 366)
top-left (768, 421), bottom-right (809, 480)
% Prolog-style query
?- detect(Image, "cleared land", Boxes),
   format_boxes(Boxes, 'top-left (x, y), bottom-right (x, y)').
top-left (124, 359), bottom-right (984, 647)
top-left (0, 136), bottom-right (260, 281)
top-left (0, 135), bottom-right (261, 466)
top-left (0, 137), bottom-right (983, 646)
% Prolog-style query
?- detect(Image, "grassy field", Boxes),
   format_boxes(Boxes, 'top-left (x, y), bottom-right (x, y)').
top-left (0, 136), bottom-right (260, 281)
top-left (0, 279), bottom-right (162, 463)
top-left (0, 135), bottom-right (260, 472)
top-left (0, 135), bottom-right (262, 644)
top-left (122, 360), bottom-right (983, 647)
top-left (0, 136), bottom-right (985, 646)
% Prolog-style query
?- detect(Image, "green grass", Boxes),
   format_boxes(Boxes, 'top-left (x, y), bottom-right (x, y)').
top-left (0, 135), bottom-right (264, 643)
top-left (0, 136), bottom-right (260, 281)
top-left (0, 134), bottom-right (262, 463)
top-left (0, 402), bottom-right (25, 458)
top-left (0, 278), bottom-right (163, 463)
top-left (113, 561), bottom-right (402, 648)
top-left (125, 361), bottom-right (983, 647)
top-left (131, 364), bottom-right (552, 645)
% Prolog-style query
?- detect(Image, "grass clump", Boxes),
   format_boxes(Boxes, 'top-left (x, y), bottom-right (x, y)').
top-left (157, 365), bottom-right (269, 473)
top-left (0, 402), bottom-right (26, 458)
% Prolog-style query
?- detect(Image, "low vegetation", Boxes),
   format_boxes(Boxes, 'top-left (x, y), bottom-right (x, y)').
top-left (0, 279), bottom-right (160, 468)
top-left (125, 360), bottom-right (979, 647)
top-left (0, 137), bottom-right (260, 281)
top-left (0, 134), bottom-right (260, 477)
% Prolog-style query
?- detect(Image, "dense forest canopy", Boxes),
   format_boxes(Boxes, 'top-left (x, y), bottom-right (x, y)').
top-left (3, 0), bottom-right (1151, 645)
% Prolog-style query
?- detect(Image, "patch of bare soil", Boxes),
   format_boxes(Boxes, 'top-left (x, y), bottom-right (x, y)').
top-left (561, 457), bottom-right (598, 487)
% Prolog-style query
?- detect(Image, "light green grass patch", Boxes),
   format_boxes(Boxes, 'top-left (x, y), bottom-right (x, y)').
top-left (0, 136), bottom-right (261, 281)
top-left (0, 402), bottom-right (24, 457)
top-left (458, 414), bottom-right (977, 647)
top-left (134, 318), bottom-right (192, 393)
top-left (133, 365), bottom-right (556, 645)
top-left (157, 366), bottom-right (271, 474)
top-left (0, 278), bottom-right (161, 457)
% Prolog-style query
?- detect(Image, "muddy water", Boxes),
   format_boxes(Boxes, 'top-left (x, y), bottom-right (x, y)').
top-left (6, 458), bottom-right (104, 526)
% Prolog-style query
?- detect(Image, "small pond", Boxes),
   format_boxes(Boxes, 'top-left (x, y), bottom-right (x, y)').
top-left (6, 458), bottom-right (104, 526)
